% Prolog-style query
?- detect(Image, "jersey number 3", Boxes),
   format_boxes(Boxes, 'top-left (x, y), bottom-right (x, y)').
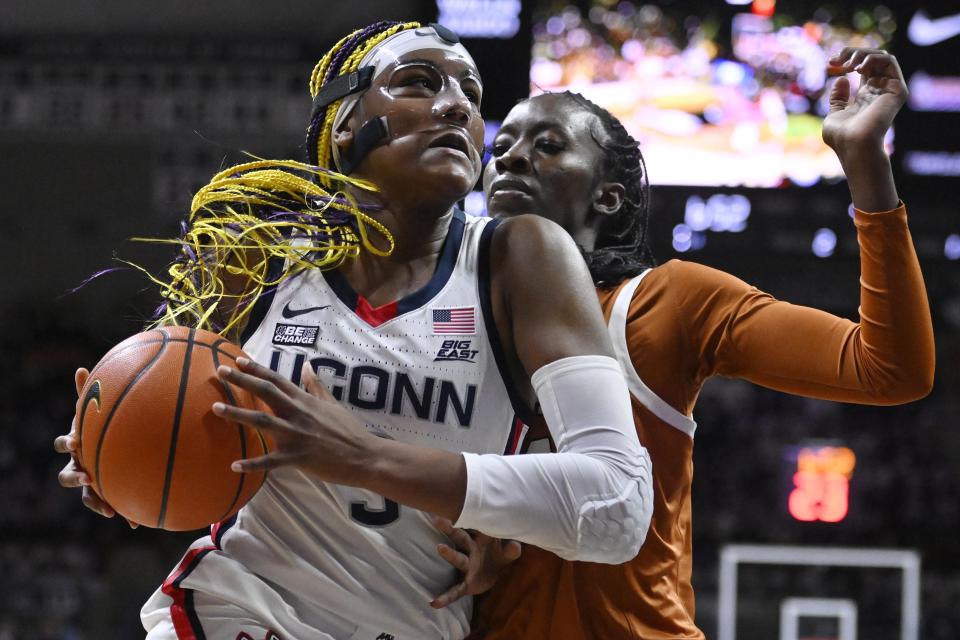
top-left (349, 432), bottom-right (402, 526)
top-left (351, 495), bottom-right (400, 526)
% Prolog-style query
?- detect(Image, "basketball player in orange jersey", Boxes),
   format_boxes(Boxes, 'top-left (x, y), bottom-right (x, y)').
top-left (442, 47), bottom-right (935, 638)
top-left (54, 22), bottom-right (654, 639)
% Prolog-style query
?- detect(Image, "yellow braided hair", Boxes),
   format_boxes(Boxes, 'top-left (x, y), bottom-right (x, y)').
top-left (136, 160), bottom-right (392, 336)
top-left (134, 21), bottom-right (425, 337)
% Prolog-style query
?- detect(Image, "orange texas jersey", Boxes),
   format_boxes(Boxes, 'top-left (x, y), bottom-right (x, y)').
top-left (474, 204), bottom-right (934, 640)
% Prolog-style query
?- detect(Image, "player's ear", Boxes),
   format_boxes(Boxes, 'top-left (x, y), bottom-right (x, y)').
top-left (592, 182), bottom-right (625, 217)
top-left (332, 115), bottom-right (356, 152)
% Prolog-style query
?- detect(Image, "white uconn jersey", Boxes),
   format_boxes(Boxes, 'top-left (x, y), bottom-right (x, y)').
top-left (146, 211), bottom-right (528, 640)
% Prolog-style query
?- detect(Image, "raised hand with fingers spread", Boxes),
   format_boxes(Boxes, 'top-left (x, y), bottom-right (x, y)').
top-left (824, 47), bottom-right (908, 151)
top-left (823, 46), bottom-right (907, 213)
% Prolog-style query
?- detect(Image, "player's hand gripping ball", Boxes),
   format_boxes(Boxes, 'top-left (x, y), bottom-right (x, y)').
top-left (74, 326), bottom-right (272, 531)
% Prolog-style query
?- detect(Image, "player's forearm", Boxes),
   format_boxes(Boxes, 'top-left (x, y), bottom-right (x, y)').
top-left (456, 356), bottom-right (652, 564)
top-left (851, 203), bottom-right (935, 401)
top-left (359, 440), bottom-right (653, 564)
top-left (357, 438), bottom-right (468, 522)
top-left (351, 357), bottom-right (653, 564)
top-left (836, 142), bottom-right (899, 213)
top-left (728, 204), bottom-right (933, 404)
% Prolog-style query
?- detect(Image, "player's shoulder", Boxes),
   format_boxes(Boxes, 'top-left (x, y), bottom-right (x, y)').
top-left (604, 260), bottom-right (730, 302)
top-left (488, 214), bottom-right (584, 276)
top-left (491, 213), bottom-right (571, 251)
top-left (658, 258), bottom-right (752, 293)
top-left (660, 258), bottom-right (724, 280)
top-left (615, 260), bottom-right (755, 324)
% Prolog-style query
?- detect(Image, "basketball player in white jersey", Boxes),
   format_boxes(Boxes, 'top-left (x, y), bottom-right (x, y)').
top-left (55, 22), bottom-right (654, 639)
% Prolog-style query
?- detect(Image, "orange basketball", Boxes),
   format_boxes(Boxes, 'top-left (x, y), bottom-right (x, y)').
top-left (75, 325), bottom-right (271, 531)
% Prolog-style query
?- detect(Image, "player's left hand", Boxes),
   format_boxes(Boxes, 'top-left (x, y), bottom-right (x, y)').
top-left (822, 47), bottom-right (908, 158)
top-left (213, 358), bottom-right (373, 484)
top-left (430, 516), bottom-right (521, 609)
top-left (55, 367), bottom-right (139, 528)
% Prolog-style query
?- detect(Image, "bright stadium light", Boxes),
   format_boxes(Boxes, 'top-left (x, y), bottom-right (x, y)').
top-left (672, 223), bottom-right (693, 252)
top-left (812, 228), bottom-right (836, 258)
top-left (437, 0), bottom-right (522, 38)
top-left (945, 234), bottom-right (960, 260)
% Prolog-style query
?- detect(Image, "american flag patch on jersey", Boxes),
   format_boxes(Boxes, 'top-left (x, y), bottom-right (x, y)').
top-left (432, 307), bottom-right (476, 335)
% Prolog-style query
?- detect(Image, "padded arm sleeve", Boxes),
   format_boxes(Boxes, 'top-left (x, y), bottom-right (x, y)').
top-left (454, 355), bottom-right (653, 564)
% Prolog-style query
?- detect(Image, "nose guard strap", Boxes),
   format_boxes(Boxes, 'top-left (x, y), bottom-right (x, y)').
top-left (338, 116), bottom-right (390, 175)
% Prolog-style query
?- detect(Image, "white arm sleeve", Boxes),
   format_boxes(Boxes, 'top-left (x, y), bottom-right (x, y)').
top-left (453, 355), bottom-right (653, 564)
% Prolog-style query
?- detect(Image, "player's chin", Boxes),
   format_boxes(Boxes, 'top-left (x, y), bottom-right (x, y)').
top-left (421, 147), bottom-right (479, 178)
top-left (485, 190), bottom-right (535, 219)
top-left (419, 167), bottom-right (478, 203)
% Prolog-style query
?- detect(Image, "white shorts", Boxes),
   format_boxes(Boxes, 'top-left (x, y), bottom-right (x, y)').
top-left (143, 592), bottom-right (314, 640)
top-left (141, 536), bottom-right (404, 640)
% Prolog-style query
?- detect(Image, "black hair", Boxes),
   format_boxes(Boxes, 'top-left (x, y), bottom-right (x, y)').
top-left (558, 91), bottom-right (655, 287)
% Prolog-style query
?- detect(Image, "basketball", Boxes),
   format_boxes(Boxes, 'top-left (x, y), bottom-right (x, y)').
top-left (74, 325), bottom-right (271, 531)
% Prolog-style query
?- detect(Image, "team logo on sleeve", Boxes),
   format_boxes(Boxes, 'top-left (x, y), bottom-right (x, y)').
top-left (272, 323), bottom-right (319, 346)
top-left (432, 306), bottom-right (475, 335)
top-left (434, 339), bottom-right (478, 363)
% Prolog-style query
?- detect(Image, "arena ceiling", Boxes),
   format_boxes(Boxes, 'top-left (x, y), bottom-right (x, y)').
top-left (2, 0), bottom-right (424, 38)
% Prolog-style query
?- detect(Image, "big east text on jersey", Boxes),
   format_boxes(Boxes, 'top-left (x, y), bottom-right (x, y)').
top-left (268, 350), bottom-right (478, 428)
